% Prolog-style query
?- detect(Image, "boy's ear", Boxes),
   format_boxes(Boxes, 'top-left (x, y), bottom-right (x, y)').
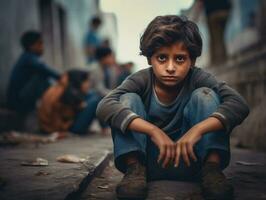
top-left (191, 59), bottom-right (196, 67)
top-left (147, 58), bottom-right (151, 65)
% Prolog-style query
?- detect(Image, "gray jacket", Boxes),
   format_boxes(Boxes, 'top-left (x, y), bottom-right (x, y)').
top-left (89, 62), bottom-right (117, 97)
top-left (96, 66), bottom-right (249, 134)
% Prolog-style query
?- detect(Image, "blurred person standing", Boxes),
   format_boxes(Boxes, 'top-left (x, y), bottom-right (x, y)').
top-left (84, 16), bottom-right (103, 64)
top-left (88, 46), bottom-right (118, 135)
top-left (89, 46), bottom-right (117, 97)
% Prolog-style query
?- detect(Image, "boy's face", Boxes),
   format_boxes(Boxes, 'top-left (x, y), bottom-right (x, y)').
top-left (100, 54), bottom-right (116, 67)
top-left (150, 42), bottom-right (193, 88)
top-left (30, 38), bottom-right (44, 56)
top-left (80, 79), bottom-right (90, 94)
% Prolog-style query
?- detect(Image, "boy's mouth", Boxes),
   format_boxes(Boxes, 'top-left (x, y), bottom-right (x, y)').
top-left (162, 76), bottom-right (178, 81)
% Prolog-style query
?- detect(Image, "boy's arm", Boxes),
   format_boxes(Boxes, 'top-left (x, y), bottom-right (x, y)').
top-left (96, 69), bottom-right (149, 133)
top-left (194, 69), bottom-right (250, 134)
top-left (174, 117), bottom-right (224, 167)
top-left (31, 57), bottom-right (60, 80)
top-left (128, 118), bottom-right (175, 168)
top-left (174, 70), bottom-right (250, 167)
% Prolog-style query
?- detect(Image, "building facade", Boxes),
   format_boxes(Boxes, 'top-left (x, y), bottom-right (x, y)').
top-left (0, 0), bottom-right (117, 106)
top-left (182, 0), bottom-right (266, 151)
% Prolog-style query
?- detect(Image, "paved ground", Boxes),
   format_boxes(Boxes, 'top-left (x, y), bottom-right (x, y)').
top-left (0, 134), bottom-right (112, 200)
top-left (81, 160), bottom-right (122, 200)
top-left (1, 132), bottom-right (266, 200)
top-left (83, 148), bottom-right (266, 200)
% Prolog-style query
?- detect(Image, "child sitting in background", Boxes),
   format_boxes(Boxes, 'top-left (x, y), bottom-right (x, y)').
top-left (7, 31), bottom-right (60, 114)
top-left (38, 69), bottom-right (101, 135)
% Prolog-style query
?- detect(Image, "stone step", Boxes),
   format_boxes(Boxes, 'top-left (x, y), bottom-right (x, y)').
top-left (0, 134), bottom-right (113, 200)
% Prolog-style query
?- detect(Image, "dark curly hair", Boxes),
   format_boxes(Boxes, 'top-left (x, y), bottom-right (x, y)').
top-left (140, 15), bottom-right (202, 62)
top-left (61, 70), bottom-right (90, 107)
top-left (20, 31), bottom-right (42, 51)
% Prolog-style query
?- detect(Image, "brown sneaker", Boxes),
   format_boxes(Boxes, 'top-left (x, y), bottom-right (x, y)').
top-left (200, 162), bottom-right (234, 200)
top-left (116, 162), bottom-right (148, 200)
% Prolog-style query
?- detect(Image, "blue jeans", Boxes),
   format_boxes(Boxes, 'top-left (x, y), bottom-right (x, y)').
top-left (70, 91), bottom-right (107, 134)
top-left (111, 88), bottom-right (230, 181)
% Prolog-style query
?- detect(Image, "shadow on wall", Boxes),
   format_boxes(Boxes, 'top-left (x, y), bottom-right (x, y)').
top-left (233, 101), bottom-right (265, 151)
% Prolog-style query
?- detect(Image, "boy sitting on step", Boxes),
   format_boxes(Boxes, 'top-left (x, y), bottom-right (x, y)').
top-left (96, 15), bottom-right (249, 200)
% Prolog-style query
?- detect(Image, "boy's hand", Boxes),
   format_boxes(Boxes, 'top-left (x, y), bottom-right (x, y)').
top-left (127, 118), bottom-right (175, 168)
top-left (174, 126), bottom-right (202, 167)
top-left (149, 127), bottom-right (176, 168)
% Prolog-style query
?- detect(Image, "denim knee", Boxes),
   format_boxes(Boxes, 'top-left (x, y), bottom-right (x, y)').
top-left (120, 92), bottom-right (142, 103)
top-left (190, 87), bottom-right (220, 107)
top-left (184, 87), bottom-right (220, 124)
top-left (119, 93), bottom-right (147, 118)
top-left (120, 93), bottom-right (143, 109)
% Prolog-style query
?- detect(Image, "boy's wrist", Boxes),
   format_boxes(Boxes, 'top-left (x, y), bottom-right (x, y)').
top-left (192, 123), bottom-right (206, 136)
top-left (146, 124), bottom-right (159, 137)
top-left (127, 117), bottom-right (159, 137)
top-left (192, 117), bottom-right (224, 136)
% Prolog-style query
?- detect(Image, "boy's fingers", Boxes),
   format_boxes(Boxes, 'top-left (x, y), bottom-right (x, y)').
top-left (187, 144), bottom-right (197, 162)
top-left (162, 146), bottom-right (171, 168)
top-left (158, 145), bottom-right (166, 163)
top-left (181, 144), bottom-right (190, 167)
top-left (171, 144), bottom-right (176, 164)
top-left (174, 145), bottom-right (181, 167)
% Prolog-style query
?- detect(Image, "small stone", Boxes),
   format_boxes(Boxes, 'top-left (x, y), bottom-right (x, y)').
top-left (56, 154), bottom-right (86, 163)
top-left (97, 185), bottom-right (109, 189)
top-left (21, 157), bottom-right (49, 166)
top-left (35, 170), bottom-right (50, 176)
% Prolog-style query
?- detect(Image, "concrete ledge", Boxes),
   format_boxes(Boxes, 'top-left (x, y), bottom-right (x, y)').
top-left (0, 134), bottom-right (113, 200)
top-left (65, 151), bottom-right (112, 200)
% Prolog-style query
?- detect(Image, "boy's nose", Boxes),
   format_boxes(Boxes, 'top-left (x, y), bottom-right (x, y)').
top-left (166, 63), bottom-right (176, 74)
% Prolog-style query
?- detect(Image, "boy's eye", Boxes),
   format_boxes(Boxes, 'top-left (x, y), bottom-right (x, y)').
top-left (176, 56), bottom-right (185, 62)
top-left (157, 55), bottom-right (167, 62)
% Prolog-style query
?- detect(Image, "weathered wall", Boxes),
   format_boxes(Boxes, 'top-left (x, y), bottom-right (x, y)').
top-left (55, 0), bottom-right (100, 68)
top-left (183, 0), bottom-right (266, 151)
top-left (0, 0), bottom-right (101, 106)
top-left (209, 46), bottom-right (266, 151)
top-left (0, 0), bottom-right (40, 105)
